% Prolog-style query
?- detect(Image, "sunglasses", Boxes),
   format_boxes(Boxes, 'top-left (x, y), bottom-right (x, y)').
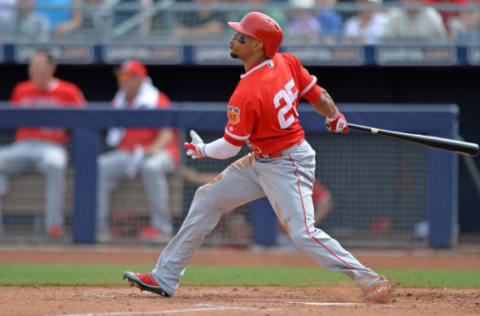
top-left (236, 34), bottom-right (246, 44)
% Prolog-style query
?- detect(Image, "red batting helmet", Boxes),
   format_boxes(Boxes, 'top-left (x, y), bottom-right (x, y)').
top-left (228, 12), bottom-right (283, 58)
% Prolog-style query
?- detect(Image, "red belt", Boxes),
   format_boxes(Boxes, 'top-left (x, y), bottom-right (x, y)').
top-left (255, 138), bottom-right (304, 159)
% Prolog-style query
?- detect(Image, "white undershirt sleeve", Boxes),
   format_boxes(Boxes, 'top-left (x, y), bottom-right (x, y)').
top-left (202, 137), bottom-right (242, 159)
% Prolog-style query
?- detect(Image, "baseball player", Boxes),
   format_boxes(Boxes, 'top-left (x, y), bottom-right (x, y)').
top-left (96, 60), bottom-right (179, 242)
top-left (0, 49), bottom-right (86, 237)
top-left (124, 12), bottom-right (392, 302)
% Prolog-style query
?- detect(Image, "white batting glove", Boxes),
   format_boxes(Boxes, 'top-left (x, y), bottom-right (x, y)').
top-left (184, 130), bottom-right (207, 160)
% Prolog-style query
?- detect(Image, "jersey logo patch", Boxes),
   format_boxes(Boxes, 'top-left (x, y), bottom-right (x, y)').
top-left (227, 106), bottom-right (241, 125)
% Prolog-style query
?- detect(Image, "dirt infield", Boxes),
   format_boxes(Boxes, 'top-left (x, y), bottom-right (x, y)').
top-left (1, 246), bottom-right (480, 316)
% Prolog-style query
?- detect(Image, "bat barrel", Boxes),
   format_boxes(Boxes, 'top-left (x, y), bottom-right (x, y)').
top-left (348, 123), bottom-right (479, 157)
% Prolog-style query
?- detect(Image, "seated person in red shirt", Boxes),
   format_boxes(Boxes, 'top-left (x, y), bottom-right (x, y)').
top-left (96, 60), bottom-right (179, 243)
top-left (0, 49), bottom-right (86, 237)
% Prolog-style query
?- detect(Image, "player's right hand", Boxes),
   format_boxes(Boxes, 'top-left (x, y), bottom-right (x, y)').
top-left (184, 130), bottom-right (207, 159)
top-left (325, 110), bottom-right (349, 133)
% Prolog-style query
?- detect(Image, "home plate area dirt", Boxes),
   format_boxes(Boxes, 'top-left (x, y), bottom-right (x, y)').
top-left (1, 247), bottom-right (480, 316)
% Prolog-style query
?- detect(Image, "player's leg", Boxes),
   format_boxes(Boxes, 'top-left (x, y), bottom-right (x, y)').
top-left (0, 142), bottom-right (32, 174)
top-left (140, 150), bottom-right (175, 239)
top-left (0, 142), bottom-right (32, 197)
top-left (0, 142), bottom-right (32, 234)
top-left (35, 142), bottom-right (68, 235)
top-left (147, 154), bottom-right (265, 296)
top-left (256, 141), bottom-right (389, 296)
top-left (96, 150), bottom-right (131, 239)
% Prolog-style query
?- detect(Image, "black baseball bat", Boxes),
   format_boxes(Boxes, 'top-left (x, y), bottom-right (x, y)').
top-left (349, 123), bottom-right (479, 157)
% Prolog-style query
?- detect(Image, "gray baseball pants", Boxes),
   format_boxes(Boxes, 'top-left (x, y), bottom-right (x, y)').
top-left (96, 150), bottom-right (174, 234)
top-left (0, 140), bottom-right (67, 231)
top-left (152, 140), bottom-right (384, 295)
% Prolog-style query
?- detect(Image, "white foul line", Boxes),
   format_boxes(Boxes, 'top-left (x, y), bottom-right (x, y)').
top-left (288, 301), bottom-right (366, 307)
top-left (46, 305), bottom-right (282, 316)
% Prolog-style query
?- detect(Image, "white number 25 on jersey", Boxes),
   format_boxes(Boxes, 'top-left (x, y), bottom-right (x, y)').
top-left (273, 78), bottom-right (298, 129)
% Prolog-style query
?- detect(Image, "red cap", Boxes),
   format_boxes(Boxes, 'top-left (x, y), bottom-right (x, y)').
top-left (117, 60), bottom-right (147, 79)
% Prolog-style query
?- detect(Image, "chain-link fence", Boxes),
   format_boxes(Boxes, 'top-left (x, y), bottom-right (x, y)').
top-left (0, 126), bottom-right (429, 248)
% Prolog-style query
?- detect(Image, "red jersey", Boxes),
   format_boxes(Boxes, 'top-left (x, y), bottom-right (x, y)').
top-left (10, 79), bottom-right (86, 145)
top-left (115, 86), bottom-right (180, 164)
top-left (223, 53), bottom-right (322, 156)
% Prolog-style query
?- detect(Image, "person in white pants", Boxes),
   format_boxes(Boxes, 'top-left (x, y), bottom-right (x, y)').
top-left (96, 60), bottom-right (179, 243)
top-left (0, 49), bottom-right (86, 237)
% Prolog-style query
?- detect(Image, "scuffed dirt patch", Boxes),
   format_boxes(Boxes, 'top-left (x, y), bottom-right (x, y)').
top-left (1, 286), bottom-right (479, 316)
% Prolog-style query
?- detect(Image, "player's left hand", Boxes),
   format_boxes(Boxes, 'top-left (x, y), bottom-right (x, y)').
top-left (325, 111), bottom-right (349, 133)
top-left (184, 130), bottom-right (207, 159)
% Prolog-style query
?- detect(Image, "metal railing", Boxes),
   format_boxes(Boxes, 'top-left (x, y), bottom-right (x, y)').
top-left (0, 1), bottom-right (479, 44)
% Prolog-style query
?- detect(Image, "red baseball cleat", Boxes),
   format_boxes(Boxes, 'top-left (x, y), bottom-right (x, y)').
top-left (365, 280), bottom-right (393, 303)
top-left (123, 271), bottom-right (170, 297)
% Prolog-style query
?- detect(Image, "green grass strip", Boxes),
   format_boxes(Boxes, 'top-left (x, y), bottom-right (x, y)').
top-left (0, 264), bottom-right (479, 288)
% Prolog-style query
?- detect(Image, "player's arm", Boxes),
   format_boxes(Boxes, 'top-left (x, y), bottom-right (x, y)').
top-left (301, 79), bottom-right (348, 133)
top-left (290, 53), bottom-right (348, 133)
top-left (202, 137), bottom-right (242, 159)
top-left (185, 96), bottom-right (256, 160)
top-left (312, 88), bottom-right (348, 133)
top-left (67, 83), bottom-right (87, 107)
top-left (184, 131), bottom-right (241, 160)
top-left (311, 88), bottom-right (336, 118)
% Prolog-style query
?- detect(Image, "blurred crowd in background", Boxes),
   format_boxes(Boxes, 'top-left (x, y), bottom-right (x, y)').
top-left (0, 0), bottom-right (479, 44)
